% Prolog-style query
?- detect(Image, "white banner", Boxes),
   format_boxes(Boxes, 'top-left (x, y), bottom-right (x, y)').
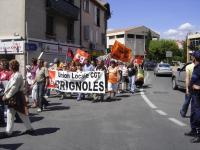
top-left (54, 71), bottom-right (105, 93)
top-left (0, 41), bottom-right (24, 54)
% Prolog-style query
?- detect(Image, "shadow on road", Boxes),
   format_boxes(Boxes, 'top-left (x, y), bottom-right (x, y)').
top-left (30, 116), bottom-right (44, 123)
top-left (116, 94), bottom-right (130, 98)
top-left (49, 102), bottom-right (62, 106)
top-left (45, 106), bottom-right (70, 111)
top-left (142, 84), bottom-right (152, 89)
top-left (34, 127), bottom-right (60, 136)
top-left (0, 143), bottom-right (23, 150)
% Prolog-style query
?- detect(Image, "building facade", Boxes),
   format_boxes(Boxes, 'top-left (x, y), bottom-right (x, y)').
top-left (187, 32), bottom-right (200, 62)
top-left (107, 26), bottom-right (160, 57)
top-left (0, 0), bottom-right (81, 75)
top-left (81, 0), bottom-right (110, 58)
top-left (0, 0), bottom-right (110, 75)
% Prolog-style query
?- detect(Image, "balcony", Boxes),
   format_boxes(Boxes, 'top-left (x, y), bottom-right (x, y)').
top-left (46, 0), bottom-right (79, 20)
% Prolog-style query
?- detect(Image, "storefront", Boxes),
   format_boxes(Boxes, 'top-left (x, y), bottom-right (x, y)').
top-left (0, 38), bottom-right (80, 77)
top-left (0, 40), bottom-right (25, 75)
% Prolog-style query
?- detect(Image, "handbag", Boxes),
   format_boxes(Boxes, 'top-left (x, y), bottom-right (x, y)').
top-left (3, 91), bottom-right (24, 107)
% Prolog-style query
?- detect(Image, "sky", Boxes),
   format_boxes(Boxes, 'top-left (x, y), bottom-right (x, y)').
top-left (106, 0), bottom-right (200, 40)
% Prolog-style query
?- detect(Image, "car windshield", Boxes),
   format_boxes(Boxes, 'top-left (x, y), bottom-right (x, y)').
top-left (159, 64), bottom-right (170, 68)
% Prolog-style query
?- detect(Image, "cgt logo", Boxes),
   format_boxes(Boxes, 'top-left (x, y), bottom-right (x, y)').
top-left (48, 70), bottom-right (56, 88)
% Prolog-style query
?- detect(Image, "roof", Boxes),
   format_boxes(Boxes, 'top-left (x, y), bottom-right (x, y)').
top-left (91, 0), bottom-right (107, 11)
top-left (107, 26), bottom-right (160, 37)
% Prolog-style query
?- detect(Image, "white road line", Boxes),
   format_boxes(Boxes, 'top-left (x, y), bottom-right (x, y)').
top-left (155, 110), bottom-right (168, 116)
top-left (141, 71), bottom-right (187, 127)
top-left (144, 71), bottom-right (149, 84)
top-left (168, 118), bottom-right (187, 127)
top-left (140, 91), bottom-right (157, 109)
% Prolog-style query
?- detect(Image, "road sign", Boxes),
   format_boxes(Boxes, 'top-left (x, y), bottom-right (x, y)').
top-left (166, 51), bottom-right (172, 57)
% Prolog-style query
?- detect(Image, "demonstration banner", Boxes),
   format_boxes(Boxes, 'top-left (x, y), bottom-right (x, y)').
top-left (73, 49), bottom-right (90, 63)
top-left (111, 40), bottom-right (131, 62)
top-left (48, 71), bottom-right (105, 94)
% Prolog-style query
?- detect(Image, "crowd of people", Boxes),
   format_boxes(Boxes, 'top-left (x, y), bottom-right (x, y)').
top-left (0, 57), bottom-right (143, 139)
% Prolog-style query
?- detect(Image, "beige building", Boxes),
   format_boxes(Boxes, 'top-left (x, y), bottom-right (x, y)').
top-left (187, 32), bottom-right (200, 62)
top-left (0, 0), bottom-right (81, 75)
top-left (107, 26), bottom-right (160, 56)
top-left (81, 0), bottom-right (110, 58)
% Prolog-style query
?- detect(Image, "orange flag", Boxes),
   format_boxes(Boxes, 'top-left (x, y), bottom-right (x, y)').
top-left (111, 41), bottom-right (131, 62)
top-left (73, 49), bottom-right (90, 63)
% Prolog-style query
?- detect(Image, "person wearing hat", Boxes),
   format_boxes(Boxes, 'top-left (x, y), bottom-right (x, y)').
top-left (180, 52), bottom-right (195, 117)
top-left (184, 50), bottom-right (200, 143)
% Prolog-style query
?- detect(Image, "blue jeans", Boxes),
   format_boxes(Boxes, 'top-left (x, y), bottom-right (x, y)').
top-left (180, 94), bottom-right (192, 117)
top-left (37, 82), bottom-right (45, 109)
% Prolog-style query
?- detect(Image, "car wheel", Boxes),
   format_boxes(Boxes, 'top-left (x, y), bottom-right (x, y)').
top-left (172, 77), bottom-right (178, 90)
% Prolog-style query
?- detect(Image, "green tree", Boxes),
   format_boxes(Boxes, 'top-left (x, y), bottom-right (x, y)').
top-left (145, 30), bottom-right (152, 53)
top-left (147, 39), bottom-right (179, 63)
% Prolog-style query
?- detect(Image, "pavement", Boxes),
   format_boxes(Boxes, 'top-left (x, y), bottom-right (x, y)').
top-left (0, 71), bottom-right (200, 150)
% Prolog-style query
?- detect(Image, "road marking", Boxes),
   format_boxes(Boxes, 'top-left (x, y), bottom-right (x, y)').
top-left (156, 110), bottom-right (168, 116)
top-left (141, 71), bottom-right (187, 127)
top-left (140, 91), bottom-right (157, 109)
top-left (144, 71), bottom-right (149, 84)
top-left (168, 118), bottom-right (187, 127)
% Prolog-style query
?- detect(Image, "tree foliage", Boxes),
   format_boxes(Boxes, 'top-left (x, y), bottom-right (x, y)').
top-left (147, 40), bottom-right (180, 63)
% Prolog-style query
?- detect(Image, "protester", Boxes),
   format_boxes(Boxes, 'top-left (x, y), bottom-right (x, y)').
top-left (0, 60), bottom-right (35, 139)
top-left (25, 65), bottom-right (33, 108)
top-left (82, 59), bottom-right (94, 100)
top-left (121, 63), bottom-right (129, 92)
top-left (0, 59), bottom-right (6, 127)
top-left (33, 59), bottom-right (49, 112)
top-left (93, 60), bottom-right (107, 102)
top-left (180, 54), bottom-right (195, 118)
top-left (76, 63), bottom-right (84, 101)
top-left (184, 51), bottom-right (200, 143)
top-left (127, 62), bottom-right (137, 94)
top-left (30, 58), bottom-right (38, 108)
top-left (107, 60), bottom-right (120, 99)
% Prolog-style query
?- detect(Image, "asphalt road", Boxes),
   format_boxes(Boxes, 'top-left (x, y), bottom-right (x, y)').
top-left (0, 71), bottom-right (200, 150)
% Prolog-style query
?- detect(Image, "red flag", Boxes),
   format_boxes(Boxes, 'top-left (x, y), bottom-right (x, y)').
top-left (73, 49), bottom-right (90, 63)
top-left (67, 48), bottom-right (74, 59)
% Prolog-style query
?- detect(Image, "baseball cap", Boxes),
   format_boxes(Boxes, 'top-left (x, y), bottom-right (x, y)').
top-left (192, 51), bottom-right (200, 59)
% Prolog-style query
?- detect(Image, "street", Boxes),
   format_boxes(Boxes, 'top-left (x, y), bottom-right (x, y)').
top-left (0, 71), bottom-right (199, 150)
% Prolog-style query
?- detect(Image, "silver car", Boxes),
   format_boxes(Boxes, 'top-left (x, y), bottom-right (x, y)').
top-left (154, 63), bottom-right (172, 76)
top-left (172, 62), bottom-right (191, 90)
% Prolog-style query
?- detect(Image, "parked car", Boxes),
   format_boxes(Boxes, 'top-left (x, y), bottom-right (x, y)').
top-left (144, 61), bottom-right (156, 71)
top-left (172, 62), bottom-right (191, 90)
top-left (154, 63), bottom-right (172, 76)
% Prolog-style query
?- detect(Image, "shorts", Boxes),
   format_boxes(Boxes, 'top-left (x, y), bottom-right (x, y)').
top-left (108, 82), bottom-right (118, 92)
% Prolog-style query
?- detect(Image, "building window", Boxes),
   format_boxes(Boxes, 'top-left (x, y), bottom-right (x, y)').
top-left (116, 34), bottom-right (124, 38)
top-left (127, 34), bottom-right (135, 38)
top-left (84, 25), bottom-right (90, 41)
top-left (109, 36), bottom-right (115, 39)
top-left (136, 35), bottom-right (144, 39)
top-left (67, 21), bottom-right (74, 43)
top-left (90, 28), bottom-right (93, 42)
top-left (46, 15), bottom-right (54, 36)
top-left (83, 0), bottom-right (90, 13)
top-left (95, 30), bottom-right (99, 44)
top-left (94, 6), bottom-right (100, 27)
top-left (102, 33), bottom-right (106, 45)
